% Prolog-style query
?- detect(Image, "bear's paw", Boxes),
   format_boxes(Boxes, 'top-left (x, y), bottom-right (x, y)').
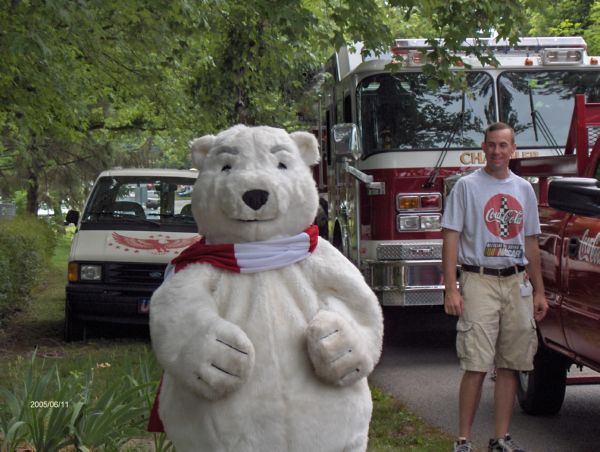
top-left (178, 318), bottom-right (255, 400)
top-left (306, 310), bottom-right (372, 387)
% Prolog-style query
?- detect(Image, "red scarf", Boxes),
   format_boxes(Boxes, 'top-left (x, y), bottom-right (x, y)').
top-left (148, 225), bottom-right (319, 433)
top-left (166, 224), bottom-right (319, 275)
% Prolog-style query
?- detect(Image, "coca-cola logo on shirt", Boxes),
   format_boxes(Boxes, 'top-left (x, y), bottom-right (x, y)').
top-left (484, 193), bottom-right (524, 240)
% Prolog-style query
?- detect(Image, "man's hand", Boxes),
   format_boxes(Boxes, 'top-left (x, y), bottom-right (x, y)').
top-left (533, 292), bottom-right (548, 321)
top-left (442, 228), bottom-right (462, 317)
top-left (525, 235), bottom-right (548, 322)
top-left (444, 288), bottom-right (464, 317)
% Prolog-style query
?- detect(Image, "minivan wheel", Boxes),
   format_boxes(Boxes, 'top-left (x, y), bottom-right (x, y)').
top-left (64, 306), bottom-right (85, 342)
top-left (517, 343), bottom-right (569, 415)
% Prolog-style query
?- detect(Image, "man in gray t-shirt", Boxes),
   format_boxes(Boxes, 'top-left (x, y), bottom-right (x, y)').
top-left (442, 122), bottom-right (548, 452)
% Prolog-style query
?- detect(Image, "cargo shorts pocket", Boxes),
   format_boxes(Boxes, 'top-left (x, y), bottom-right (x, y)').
top-left (525, 318), bottom-right (538, 367)
top-left (456, 320), bottom-right (475, 361)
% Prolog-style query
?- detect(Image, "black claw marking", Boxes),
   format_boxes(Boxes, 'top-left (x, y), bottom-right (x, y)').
top-left (331, 348), bottom-right (352, 364)
top-left (319, 329), bottom-right (340, 341)
top-left (216, 338), bottom-right (249, 355)
top-left (211, 363), bottom-right (241, 378)
top-left (196, 373), bottom-right (208, 383)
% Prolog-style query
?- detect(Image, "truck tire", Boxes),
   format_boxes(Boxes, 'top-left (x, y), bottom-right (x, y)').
top-left (314, 199), bottom-right (328, 239)
top-left (517, 343), bottom-right (569, 415)
top-left (64, 306), bottom-right (85, 342)
top-left (332, 223), bottom-right (344, 253)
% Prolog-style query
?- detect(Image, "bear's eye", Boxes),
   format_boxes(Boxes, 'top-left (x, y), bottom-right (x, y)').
top-left (278, 162), bottom-right (287, 170)
top-left (221, 164), bottom-right (232, 172)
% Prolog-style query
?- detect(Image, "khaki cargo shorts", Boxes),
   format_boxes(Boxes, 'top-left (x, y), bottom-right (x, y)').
top-left (456, 270), bottom-right (537, 372)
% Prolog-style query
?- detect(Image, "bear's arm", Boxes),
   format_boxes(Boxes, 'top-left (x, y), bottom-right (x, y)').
top-left (305, 239), bottom-right (384, 382)
top-left (150, 265), bottom-right (220, 367)
top-left (149, 265), bottom-right (255, 399)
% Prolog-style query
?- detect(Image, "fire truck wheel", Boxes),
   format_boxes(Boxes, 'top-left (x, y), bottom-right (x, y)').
top-left (314, 203), bottom-right (328, 238)
top-left (332, 222), bottom-right (347, 255)
top-left (517, 342), bottom-right (569, 415)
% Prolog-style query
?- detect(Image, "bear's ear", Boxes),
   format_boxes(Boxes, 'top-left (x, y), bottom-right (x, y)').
top-left (290, 131), bottom-right (320, 167)
top-left (190, 135), bottom-right (216, 169)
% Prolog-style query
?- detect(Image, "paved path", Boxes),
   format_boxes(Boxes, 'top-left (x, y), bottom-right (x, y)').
top-left (369, 308), bottom-right (600, 452)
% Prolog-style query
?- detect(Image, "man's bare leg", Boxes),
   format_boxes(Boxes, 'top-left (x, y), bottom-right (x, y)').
top-left (493, 368), bottom-right (517, 438)
top-left (458, 370), bottom-right (486, 439)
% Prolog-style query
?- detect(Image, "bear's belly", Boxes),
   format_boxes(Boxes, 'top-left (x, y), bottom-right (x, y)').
top-left (158, 269), bottom-right (373, 452)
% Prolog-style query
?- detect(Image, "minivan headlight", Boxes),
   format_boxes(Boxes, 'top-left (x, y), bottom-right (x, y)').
top-left (80, 264), bottom-right (102, 281)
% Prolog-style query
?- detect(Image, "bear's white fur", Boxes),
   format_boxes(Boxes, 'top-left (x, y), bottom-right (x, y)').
top-left (150, 125), bottom-right (384, 451)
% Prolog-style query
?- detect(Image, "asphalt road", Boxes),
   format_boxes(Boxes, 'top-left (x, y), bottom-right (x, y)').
top-left (369, 307), bottom-right (600, 452)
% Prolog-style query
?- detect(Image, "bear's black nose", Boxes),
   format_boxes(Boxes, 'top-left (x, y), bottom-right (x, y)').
top-left (242, 189), bottom-right (269, 211)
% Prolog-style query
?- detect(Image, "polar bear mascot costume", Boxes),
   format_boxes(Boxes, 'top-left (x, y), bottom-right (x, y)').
top-left (148, 124), bottom-right (384, 451)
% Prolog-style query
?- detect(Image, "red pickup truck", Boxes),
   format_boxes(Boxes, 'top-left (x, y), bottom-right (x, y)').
top-left (510, 94), bottom-right (600, 415)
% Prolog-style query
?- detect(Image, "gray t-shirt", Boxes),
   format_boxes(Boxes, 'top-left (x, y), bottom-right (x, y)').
top-left (441, 168), bottom-right (541, 267)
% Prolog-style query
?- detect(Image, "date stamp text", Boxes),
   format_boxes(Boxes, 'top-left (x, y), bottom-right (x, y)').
top-left (29, 400), bottom-right (70, 408)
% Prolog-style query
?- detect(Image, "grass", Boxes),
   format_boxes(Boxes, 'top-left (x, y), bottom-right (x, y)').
top-left (369, 386), bottom-right (455, 451)
top-left (0, 228), bottom-right (455, 451)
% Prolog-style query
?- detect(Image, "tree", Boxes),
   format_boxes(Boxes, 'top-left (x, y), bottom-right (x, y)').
top-left (1, 0), bottom-right (532, 214)
top-left (525, 0), bottom-right (600, 55)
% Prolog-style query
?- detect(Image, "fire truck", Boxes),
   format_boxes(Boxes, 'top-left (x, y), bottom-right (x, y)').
top-left (314, 36), bottom-right (600, 307)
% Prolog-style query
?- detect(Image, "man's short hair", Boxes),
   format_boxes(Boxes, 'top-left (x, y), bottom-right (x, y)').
top-left (484, 122), bottom-right (515, 144)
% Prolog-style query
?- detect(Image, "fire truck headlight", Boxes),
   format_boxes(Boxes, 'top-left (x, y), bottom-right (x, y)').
top-left (420, 215), bottom-right (442, 230)
top-left (397, 215), bottom-right (419, 231)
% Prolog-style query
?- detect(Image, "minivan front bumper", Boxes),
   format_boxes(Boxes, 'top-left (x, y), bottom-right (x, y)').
top-left (66, 282), bottom-right (158, 324)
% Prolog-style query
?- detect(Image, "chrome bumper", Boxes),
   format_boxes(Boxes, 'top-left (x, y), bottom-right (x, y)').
top-left (363, 259), bottom-right (445, 306)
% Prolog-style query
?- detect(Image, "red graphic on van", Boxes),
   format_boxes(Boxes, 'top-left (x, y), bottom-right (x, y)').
top-left (110, 232), bottom-right (201, 254)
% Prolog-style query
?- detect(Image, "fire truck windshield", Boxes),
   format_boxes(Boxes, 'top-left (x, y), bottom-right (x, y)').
top-left (498, 70), bottom-right (600, 149)
top-left (357, 72), bottom-right (495, 155)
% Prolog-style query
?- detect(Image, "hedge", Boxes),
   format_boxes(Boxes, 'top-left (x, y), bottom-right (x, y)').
top-left (0, 215), bottom-right (57, 320)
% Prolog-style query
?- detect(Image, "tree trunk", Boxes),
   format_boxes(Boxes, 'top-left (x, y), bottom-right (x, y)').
top-left (26, 167), bottom-right (39, 215)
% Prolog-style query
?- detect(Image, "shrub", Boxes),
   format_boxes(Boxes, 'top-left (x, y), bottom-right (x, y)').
top-left (0, 350), bottom-right (172, 451)
top-left (0, 215), bottom-right (58, 320)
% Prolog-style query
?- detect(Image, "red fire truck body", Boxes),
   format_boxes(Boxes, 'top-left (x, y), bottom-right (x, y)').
top-left (316, 36), bottom-right (600, 307)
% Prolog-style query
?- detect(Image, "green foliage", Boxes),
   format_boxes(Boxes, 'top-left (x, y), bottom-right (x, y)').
top-left (6, 0), bottom-right (597, 214)
top-left (584, 2), bottom-right (600, 56)
top-left (73, 376), bottom-right (147, 449)
top-left (526, 0), bottom-right (600, 54)
top-left (0, 349), bottom-right (170, 451)
top-left (0, 352), bottom-right (77, 452)
top-left (0, 215), bottom-right (57, 320)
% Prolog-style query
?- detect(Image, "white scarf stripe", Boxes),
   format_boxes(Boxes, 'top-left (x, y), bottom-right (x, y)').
top-left (235, 231), bottom-right (311, 273)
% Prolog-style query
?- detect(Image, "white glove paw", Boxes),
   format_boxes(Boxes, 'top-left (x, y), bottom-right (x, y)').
top-left (179, 319), bottom-right (255, 400)
top-left (306, 310), bottom-right (370, 386)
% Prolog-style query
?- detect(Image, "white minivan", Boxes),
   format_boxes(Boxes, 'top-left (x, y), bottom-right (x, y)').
top-left (64, 168), bottom-right (199, 341)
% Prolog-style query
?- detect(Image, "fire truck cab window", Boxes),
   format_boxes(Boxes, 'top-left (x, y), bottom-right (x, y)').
top-left (499, 71), bottom-right (600, 149)
top-left (357, 72), bottom-right (494, 155)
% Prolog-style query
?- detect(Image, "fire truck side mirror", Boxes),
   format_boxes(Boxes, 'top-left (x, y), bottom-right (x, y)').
top-left (332, 123), bottom-right (362, 161)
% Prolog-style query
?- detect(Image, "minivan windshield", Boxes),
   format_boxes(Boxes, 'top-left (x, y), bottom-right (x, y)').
top-left (81, 175), bottom-right (197, 232)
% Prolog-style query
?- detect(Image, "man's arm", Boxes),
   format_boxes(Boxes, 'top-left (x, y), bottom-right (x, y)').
top-left (524, 235), bottom-right (549, 321)
top-left (442, 228), bottom-right (463, 316)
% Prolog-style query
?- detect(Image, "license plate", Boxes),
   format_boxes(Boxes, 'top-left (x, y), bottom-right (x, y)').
top-left (138, 298), bottom-right (150, 314)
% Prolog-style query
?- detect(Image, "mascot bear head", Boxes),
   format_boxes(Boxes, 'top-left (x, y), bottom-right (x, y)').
top-left (189, 125), bottom-right (320, 244)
